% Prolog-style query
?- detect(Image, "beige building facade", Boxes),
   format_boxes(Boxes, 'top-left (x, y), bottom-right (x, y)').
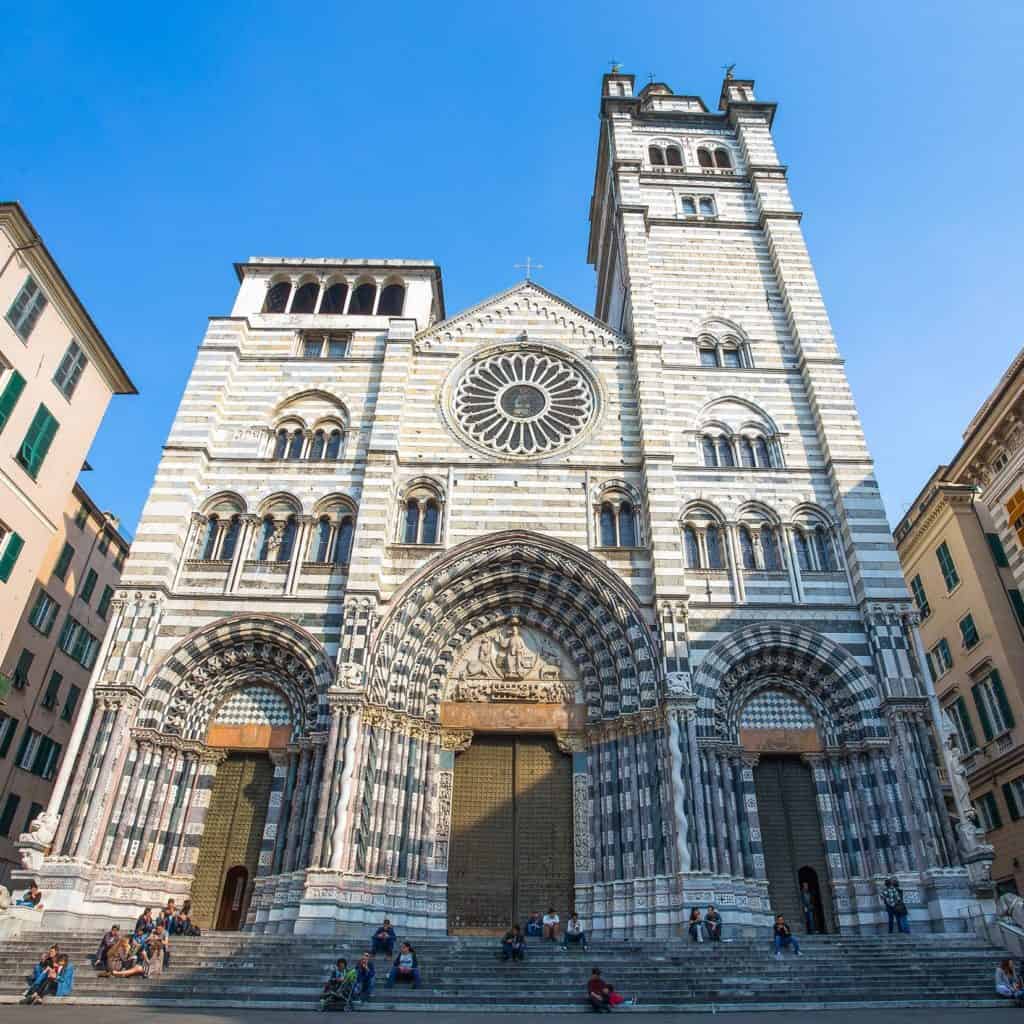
top-left (0, 484), bottom-right (129, 882)
top-left (0, 202), bottom-right (135, 662)
top-left (896, 347), bottom-right (1024, 896)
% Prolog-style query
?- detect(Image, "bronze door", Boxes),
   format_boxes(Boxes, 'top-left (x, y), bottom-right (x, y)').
top-left (754, 755), bottom-right (834, 933)
top-left (447, 735), bottom-right (573, 934)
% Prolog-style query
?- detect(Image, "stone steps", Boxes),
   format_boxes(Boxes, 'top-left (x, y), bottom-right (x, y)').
top-left (0, 931), bottom-right (1000, 1012)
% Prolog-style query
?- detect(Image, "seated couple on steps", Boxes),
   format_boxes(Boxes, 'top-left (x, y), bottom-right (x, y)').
top-left (521, 908), bottom-right (589, 950)
top-left (370, 919), bottom-right (422, 990)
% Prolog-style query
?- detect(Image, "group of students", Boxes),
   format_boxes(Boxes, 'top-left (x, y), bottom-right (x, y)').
top-left (319, 919), bottom-right (423, 1010)
top-left (93, 900), bottom-right (195, 981)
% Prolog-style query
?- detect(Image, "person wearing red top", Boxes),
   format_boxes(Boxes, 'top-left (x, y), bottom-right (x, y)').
top-left (587, 967), bottom-right (612, 1012)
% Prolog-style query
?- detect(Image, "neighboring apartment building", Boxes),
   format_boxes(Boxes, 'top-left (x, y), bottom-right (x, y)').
top-left (0, 201), bottom-right (135, 661)
top-left (0, 483), bottom-right (129, 881)
top-left (895, 346), bottom-right (1024, 896)
top-left (0, 201), bottom-right (135, 882)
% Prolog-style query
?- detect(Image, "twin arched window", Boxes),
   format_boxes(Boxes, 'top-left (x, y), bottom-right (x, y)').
top-left (738, 523), bottom-right (783, 571)
top-left (261, 279), bottom-right (405, 317)
top-left (683, 522), bottom-right (726, 569)
top-left (400, 483), bottom-right (444, 545)
top-left (697, 146), bottom-right (732, 169)
top-left (273, 425), bottom-right (343, 461)
top-left (598, 499), bottom-right (639, 548)
top-left (648, 144), bottom-right (683, 168)
top-left (698, 336), bottom-right (746, 368)
top-left (256, 514), bottom-right (297, 563)
top-left (310, 512), bottom-right (355, 566)
top-left (195, 513), bottom-right (242, 562)
top-left (794, 524), bottom-right (839, 573)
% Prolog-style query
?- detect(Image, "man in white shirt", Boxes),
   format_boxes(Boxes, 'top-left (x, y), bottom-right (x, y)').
top-left (542, 907), bottom-right (560, 943)
top-left (561, 911), bottom-right (588, 952)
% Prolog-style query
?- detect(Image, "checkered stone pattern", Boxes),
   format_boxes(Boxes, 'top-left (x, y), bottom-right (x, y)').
top-left (213, 686), bottom-right (292, 727)
top-left (739, 689), bottom-right (816, 730)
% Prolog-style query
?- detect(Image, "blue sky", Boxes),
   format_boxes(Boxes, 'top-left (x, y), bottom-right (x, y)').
top-left (3, 1), bottom-right (1022, 537)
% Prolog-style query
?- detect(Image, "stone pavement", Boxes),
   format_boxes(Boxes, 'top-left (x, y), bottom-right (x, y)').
top-left (4, 1009), bottom-right (1022, 1023)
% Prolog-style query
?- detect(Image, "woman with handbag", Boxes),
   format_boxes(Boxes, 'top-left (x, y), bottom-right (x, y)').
top-left (881, 878), bottom-right (910, 934)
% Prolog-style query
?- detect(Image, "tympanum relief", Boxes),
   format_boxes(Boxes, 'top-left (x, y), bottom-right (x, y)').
top-left (447, 619), bottom-right (581, 703)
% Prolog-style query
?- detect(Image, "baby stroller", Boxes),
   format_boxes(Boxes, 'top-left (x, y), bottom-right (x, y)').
top-left (320, 971), bottom-right (357, 1012)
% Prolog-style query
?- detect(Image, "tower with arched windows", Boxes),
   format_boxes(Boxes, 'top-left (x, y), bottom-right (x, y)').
top-left (26, 71), bottom-right (981, 940)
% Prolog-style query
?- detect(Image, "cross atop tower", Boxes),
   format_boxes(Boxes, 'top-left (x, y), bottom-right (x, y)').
top-left (514, 257), bottom-right (544, 280)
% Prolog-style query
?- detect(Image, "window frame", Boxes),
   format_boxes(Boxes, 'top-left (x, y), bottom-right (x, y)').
top-left (910, 574), bottom-right (931, 619)
top-left (959, 612), bottom-right (980, 650)
top-left (54, 541), bottom-right (75, 581)
top-left (52, 339), bottom-right (88, 400)
top-left (41, 670), bottom-right (62, 711)
top-left (16, 403), bottom-right (60, 480)
top-left (6, 276), bottom-right (48, 342)
top-left (79, 566), bottom-right (98, 604)
top-left (28, 589), bottom-right (60, 636)
top-left (936, 541), bottom-right (960, 592)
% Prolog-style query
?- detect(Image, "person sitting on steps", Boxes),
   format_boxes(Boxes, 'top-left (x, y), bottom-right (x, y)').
top-left (354, 951), bottom-right (376, 1002)
top-left (320, 957), bottom-right (356, 1010)
top-left (688, 907), bottom-right (704, 942)
top-left (525, 911), bottom-right (543, 938)
top-left (15, 881), bottom-right (43, 909)
top-left (704, 905), bottom-right (723, 942)
top-left (995, 959), bottom-right (1024, 1005)
top-left (542, 906), bottom-right (561, 943)
top-left (100, 937), bottom-right (147, 978)
top-left (562, 912), bottom-right (589, 952)
top-left (385, 942), bottom-right (421, 989)
top-left (773, 914), bottom-right (802, 959)
top-left (587, 967), bottom-right (614, 1013)
top-left (94, 925), bottom-right (120, 969)
top-left (23, 945), bottom-right (58, 1000)
top-left (372, 917), bottom-right (397, 956)
top-left (502, 924), bottom-right (527, 961)
top-left (23, 953), bottom-right (71, 1004)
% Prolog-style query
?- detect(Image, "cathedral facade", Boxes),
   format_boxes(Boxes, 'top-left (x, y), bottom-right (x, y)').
top-left (28, 72), bottom-right (979, 936)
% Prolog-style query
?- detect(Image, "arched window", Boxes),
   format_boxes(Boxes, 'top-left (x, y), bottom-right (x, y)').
top-left (263, 281), bottom-right (290, 314)
top-left (814, 525), bottom-right (837, 571)
top-left (325, 429), bottom-right (343, 460)
top-left (291, 282), bottom-right (318, 314)
top-left (697, 147), bottom-right (713, 168)
top-left (378, 283), bottom-right (405, 316)
top-left (198, 516), bottom-right (219, 560)
top-left (319, 282), bottom-right (348, 314)
top-left (740, 526), bottom-right (756, 569)
top-left (333, 517), bottom-right (354, 564)
top-left (220, 515), bottom-right (241, 562)
top-left (702, 436), bottom-right (718, 466)
top-left (684, 526), bottom-right (701, 568)
top-left (739, 438), bottom-right (756, 467)
top-left (714, 147), bottom-right (732, 169)
top-left (755, 437), bottom-right (772, 468)
top-left (349, 282), bottom-right (377, 315)
top-left (287, 429), bottom-right (304, 460)
top-left (706, 526), bottom-right (724, 569)
top-left (256, 516), bottom-right (275, 561)
top-left (762, 526), bottom-right (781, 571)
top-left (716, 437), bottom-right (735, 467)
top-left (309, 430), bottom-right (326, 461)
top-left (648, 146), bottom-right (665, 166)
top-left (795, 530), bottom-right (813, 572)
top-left (599, 503), bottom-right (616, 547)
top-left (666, 146), bottom-right (683, 167)
top-left (278, 516), bottom-right (297, 563)
top-left (619, 502), bottom-right (638, 546)
top-left (403, 500), bottom-right (420, 544)
top-left (721, 346), bottom-right (742, 368)
top-left (421, 500), bottom-right (440, 545)
top-left (699, 345), bottom-right (720, 367)
top-left (312, 517), bottom-right (332, 563)
top-left (273, 429), bottom-right (288, 459)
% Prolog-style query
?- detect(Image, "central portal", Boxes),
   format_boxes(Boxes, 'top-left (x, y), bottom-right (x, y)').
top-left (447, 735), bottom-right (573, 934)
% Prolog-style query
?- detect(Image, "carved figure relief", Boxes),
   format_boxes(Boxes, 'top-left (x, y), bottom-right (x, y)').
top-left (447, 620), bottom-right (580, 703)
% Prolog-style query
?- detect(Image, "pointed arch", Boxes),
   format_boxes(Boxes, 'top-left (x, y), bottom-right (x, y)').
top-left (366, 531), bottom-right (660, 720)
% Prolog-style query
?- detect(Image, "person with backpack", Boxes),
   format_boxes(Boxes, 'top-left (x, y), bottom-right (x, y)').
top-left (881, 877), bottom-right (910, 934)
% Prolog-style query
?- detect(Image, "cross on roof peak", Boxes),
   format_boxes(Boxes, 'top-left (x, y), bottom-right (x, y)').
top-left (514, 257), bottom-right (544, 281)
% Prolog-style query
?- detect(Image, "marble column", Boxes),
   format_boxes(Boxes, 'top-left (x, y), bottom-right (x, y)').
top-left (310, 708), bottom-right (344, 867)
top-left (868, 748), bottom-right (911, 873)
top-left (126, 742), bottom-right (165, 868)
top-left (174, 749), bottom-right (226, 877)
top-left (283, 741), bottom-right (313, 873)
top-left (258, 749), bottom-right (292, 875)
top-left (329, 709), bottom-right (363, 870)
top-left (298, 735), bottom-right (326, 868)
top-left (685, 712), bottom-right (709, 872)
top-left (272, 747), bottom-right (299, 874)
top-left (740, 753), bottom-right (766, 880)
top-left (143, 746), bottom-right (181, 872)
top-left (54, 702), bottom-right (109, 855)
top-left (160, 752), bottom-right (199, 874)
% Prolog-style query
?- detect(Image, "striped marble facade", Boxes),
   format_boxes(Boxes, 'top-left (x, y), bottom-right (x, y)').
top-left (28, 71), bottom-right (976, 937)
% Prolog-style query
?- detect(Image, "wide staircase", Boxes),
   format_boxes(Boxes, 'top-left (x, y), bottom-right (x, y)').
top-left (0, 931), bottom-right (1002, 1012)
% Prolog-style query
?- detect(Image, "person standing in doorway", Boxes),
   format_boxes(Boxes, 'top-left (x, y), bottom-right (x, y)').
top-left (882, 878), bottom-right (910, 934)
top-left (800, 881), bottom-right (815, 934)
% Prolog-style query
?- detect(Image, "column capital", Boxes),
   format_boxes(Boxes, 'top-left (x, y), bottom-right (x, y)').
top-left (440, 728), bottom-right (473, 753)
top-left (555, 730), bottom-right (586, 754)
top-left (199, 747), bottom-right (228, 766)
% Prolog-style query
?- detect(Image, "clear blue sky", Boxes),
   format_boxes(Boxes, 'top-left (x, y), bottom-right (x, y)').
top-left (4, 1), bottom-right (1022, 537)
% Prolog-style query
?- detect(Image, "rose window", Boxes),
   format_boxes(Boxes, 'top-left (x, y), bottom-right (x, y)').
top-left (450, 347), bottom-right (598, 458)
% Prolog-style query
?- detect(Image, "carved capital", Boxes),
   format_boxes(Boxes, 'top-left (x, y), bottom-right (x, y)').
top-left (555, 730), bottom-right (586, 754)
top-left (199, 747), bottom-right (228, 766)
top-left (440, 728), bottom-right (473, 753)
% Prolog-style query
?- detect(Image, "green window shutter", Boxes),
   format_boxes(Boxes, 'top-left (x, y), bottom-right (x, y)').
top-left (988, 793), bottom-right (1004, 830)
top-left (987, 532), bottom-right (1011, 567)
top-left (54, 542), bottom-right (74, 580)
top-left (1003, 782), bottom-right (1021, 822)
top-left (955, 697), bottom-right (979, 750)
top-left (19, 406), bottom-right (59, 478)
top-left (0, 532), bottom-right (24, 582)
top-left (990, 669), bottom-right (1016, 730)
top-left (0, 717), bottom-right (17, 758)
top-left (973, 682), bottom-right (995, 742)
top-left (1010, 589), bottom-right (1024, 628)
top-left (0, 370), bottom-right (26, 431)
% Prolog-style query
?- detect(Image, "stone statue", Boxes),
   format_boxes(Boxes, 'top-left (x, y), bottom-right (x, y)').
top-left (941, 710), bottom-right (973, 822)
top-left (21, 810), bottom-right (59, 847)
top-left (998, 892), bottom-right (1024, 929)
top-left (463, 639), bottom-right (492, 679)
top-left (0, 885), bottom-right (10, 913)
top-left (537, 640), bottom-right (562, 681)
top-left (666, 671), bottom-right (693, 695)
top-left (494, 618), bottom-right (535, 680)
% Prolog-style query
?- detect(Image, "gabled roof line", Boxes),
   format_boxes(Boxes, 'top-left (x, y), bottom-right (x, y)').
top-left (415, 278), bottom-right (624, 345)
